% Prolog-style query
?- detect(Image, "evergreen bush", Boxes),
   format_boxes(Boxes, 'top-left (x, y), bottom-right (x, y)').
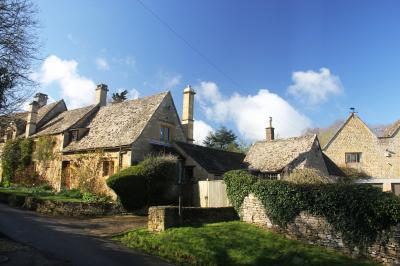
top-left (106, 155), bottom-right (178, 210)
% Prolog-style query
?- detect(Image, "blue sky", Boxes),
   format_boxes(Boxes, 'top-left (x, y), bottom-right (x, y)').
top-left (33, 0), bottom-right (400, 143)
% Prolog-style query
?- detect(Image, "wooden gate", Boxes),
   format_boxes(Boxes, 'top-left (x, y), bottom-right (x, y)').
top-left (196, 180), bottom-right (230, 207)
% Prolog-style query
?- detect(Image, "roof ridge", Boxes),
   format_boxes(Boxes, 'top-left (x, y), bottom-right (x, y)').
top-left (175, 141), bottom-right (245, 155)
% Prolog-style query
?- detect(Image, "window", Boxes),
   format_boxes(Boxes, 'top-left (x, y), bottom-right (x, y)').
top-left (102, 161), bottom-right (115, 177)
top-left (345, 152), bottom-right (361, 163)
top-left (260, 173), bottom-right (279, 180)
top-left (69, 130), bottom-right (78, 141)
top-left (160, 126), bottom-right (170, 143)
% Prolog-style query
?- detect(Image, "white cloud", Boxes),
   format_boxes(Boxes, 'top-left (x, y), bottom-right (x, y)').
top-left (95, 57), bottom-right (110, 70)
top-left (287, 67), bottom-right (343, 105)
top-left (113, 56), bottom-right (136, 67)
top-left (129, 89), bottom-right (140, 99)
top-left (34, 55), bottom-right (96, 108)
top-left (164, 75), bottom-right (181, 88)
top-left (193, 120), bottom-right (214, 145)
top-left (196, 82), bottom-right (311, 141)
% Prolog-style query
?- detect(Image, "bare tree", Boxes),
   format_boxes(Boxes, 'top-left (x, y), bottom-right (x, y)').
top-left (0, 0), bottom-right (39, 116)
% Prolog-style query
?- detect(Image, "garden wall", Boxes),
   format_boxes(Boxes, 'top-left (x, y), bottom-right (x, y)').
top-left (148, 206), bottom-right (239, 232)
top-left (241, 193), bottom-right (400, 265)
top-left (0, 192), bottom-right (124, 216)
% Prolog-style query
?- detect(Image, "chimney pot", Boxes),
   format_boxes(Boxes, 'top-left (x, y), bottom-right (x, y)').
top-left (34, 93), bottom-right (48, 108)
top-left (266, 116), bottom-right (275, 141)
top-left (96, 84), bottom-right (108, 107)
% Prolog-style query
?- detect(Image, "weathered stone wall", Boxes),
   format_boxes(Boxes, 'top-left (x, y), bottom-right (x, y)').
top-left (304, 139), bottom-right (329, 176)
top-left (0, 191), bottom-right (124, 216)
top-left (241, 194), bottom-right (400, 265)
top-left (148, 206), bottom-right (239, 232)
top-left (324, 114), bottom-right (398, 180)
top-left (131, 93), bottom-right (187, 163)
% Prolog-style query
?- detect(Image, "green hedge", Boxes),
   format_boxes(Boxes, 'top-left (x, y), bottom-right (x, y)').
top-left (106, 155), bottom-right (178, 210)
top-left (224, 170), bottom-right (400, 249)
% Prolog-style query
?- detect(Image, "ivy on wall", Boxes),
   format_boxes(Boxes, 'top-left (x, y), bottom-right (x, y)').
top-left (33, 136), bottom-right (55, 164)
top-left (1, 138), bottom-right (33, 187)
top-left (224, 170), bottom-right (400, 250)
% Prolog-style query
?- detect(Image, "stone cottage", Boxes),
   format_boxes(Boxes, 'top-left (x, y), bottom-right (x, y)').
top-left (244, 118), bottom-right (334, 179)
top-left (323, 112), bottom-right (400, 194)
top-left (0, 83), bottom-right (247, 199)
top-left (0, 84), bottom-right (195, 193)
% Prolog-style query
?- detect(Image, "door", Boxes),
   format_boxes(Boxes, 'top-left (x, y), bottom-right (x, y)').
top-left (61, 161), bottom-right (71, 189)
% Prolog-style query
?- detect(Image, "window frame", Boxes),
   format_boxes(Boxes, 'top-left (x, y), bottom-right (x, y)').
top-left (102, 160), bottom-right (115, 177)
top-left (345, 152), bottom-right (362, 163)
top-left (160, 125), bottom-right (171, 143)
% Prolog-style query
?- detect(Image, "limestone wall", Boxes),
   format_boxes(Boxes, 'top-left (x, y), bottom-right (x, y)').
top-left (241, 194), bottom-right (400, 265)
top-left (131, 93), bottom-right (186, 163)
top-left (324, 115), bottom-right (397, 179)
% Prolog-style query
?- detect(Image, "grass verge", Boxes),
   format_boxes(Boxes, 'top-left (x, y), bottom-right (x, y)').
top-left (114, 221), bottom-right (378, 266)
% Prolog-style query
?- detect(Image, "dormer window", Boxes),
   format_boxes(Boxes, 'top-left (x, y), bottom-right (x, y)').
top-left (160, 125), bottom-right (170, 143)
top-left (70, 130), bottom-right (78, 141)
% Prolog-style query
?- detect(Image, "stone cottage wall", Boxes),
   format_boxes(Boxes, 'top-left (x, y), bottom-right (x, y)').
top-left (324, 115), bottom-right (395, 179)
top-left (241, 194), bottom-right (400, 265)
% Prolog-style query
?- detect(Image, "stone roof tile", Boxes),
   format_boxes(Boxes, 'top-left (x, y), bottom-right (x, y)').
top-left (244, 135), bottom-right (317, 173)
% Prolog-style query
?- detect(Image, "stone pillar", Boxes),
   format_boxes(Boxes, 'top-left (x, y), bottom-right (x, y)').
top-left (95, 84), bottom-right (108, 107)
top-left (182, 85), bottom-right (195, 143)
top-left (25, 101), bottom-right (39, 138)
top-left (265, 117), bottom-right (275, 141)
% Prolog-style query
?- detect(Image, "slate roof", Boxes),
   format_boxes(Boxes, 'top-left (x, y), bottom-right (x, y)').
top-left (0, 100), bottom-right (65, 138)
top-left (174, 141), bottom-right (246, 175)
top-left (33, 105), bottom-right (97, 136)
top-left (377, 120), bottom-right (400, 138)
top-left (63, 92), bottom-right (169, 152)
top-left (244, 135), bottom-right (317, 173)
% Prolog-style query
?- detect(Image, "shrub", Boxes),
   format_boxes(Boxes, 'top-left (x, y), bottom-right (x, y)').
top-left (223, 170), bottom-right (400, 250)
top-left (107, 155), bottom-right (178, 210)
top-left (285, 168), bottom-right (333, 184)
top-left (57, 188), bottom-right (83, 199)
top-left (1, 138), bottom-right (34, 187)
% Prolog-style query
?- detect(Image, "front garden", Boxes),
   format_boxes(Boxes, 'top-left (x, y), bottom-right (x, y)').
top-left (115, 221), bottom-right (377, 266)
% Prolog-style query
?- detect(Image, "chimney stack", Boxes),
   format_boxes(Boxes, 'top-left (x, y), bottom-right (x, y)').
top-left (25, 101), bottom-right (39, 138)
top-left (95, 84), bottom-right (108, 107)
top-left (265, 117), bottom-right (275, 141)
top-left (34, 93), bottom-right (48, 108)
top-left (182, 85), bottom-right (196, 143)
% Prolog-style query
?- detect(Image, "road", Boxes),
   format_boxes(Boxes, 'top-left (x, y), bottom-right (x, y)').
top-left (0, 203), bottom-right (171, 266)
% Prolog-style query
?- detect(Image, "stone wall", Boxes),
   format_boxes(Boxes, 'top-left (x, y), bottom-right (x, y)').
top-left (241, 194), bottom-right (400, 265)
top-left (0, 191), bottom-right (124, 216)
top-left (324, 114), bottom-right (400, 181)
top-left (148, 206), bottom-right (239, 232)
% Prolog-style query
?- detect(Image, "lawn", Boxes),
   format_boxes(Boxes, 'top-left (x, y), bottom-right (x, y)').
top-left (115, 221), bottom-right (378, 266)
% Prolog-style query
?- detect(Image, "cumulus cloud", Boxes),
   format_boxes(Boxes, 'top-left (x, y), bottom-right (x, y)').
top-left (95, 57), bottom-right (110, 70)
top-left (196, 82), bottom-right (311, 141)
top-left (34, 55), bottom-right (96, 108)
top-left (193, 120), bottom-right (214, 145)
top-left (159, 72), bottom-right (181, 89)
top-left (287, 67), bottom-right (343, 105)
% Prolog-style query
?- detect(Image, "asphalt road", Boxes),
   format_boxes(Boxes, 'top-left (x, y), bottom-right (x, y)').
top-left (0, 203), bottom-right (171, 266)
